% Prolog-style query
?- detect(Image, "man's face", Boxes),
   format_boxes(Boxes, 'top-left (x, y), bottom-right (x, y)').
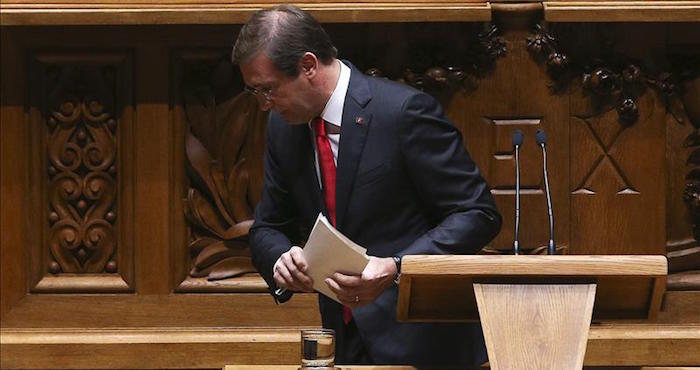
top-left (239, 52), bottom-right (317, 124)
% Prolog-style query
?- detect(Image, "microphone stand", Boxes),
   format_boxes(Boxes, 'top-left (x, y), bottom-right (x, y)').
top-left (536, 129), bottom-right (556, 255)
top-left (512, 130), bottom-right (523, 255)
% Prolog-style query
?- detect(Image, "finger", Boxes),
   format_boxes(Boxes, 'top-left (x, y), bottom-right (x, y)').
top-left (274, 262), bottom-right (294, 287)
top-left (278, 253), bottom-right (306, 288)
top-left (287, 252), bottom-right (313, 288)
top-left (289, 247), bottom-right (309, 272)
top-left (325, 278), bottom-right (344, 296)
top-left (273, 270), bottom-right (288, 289)
top-left (326, 278), bottom-right (362, 306)
top-left (333, 272), bottom-right (363, 288)
top-left (284, 258), bottom-right (313, 288)
top-left (276, 261), bottom-right (306, 291)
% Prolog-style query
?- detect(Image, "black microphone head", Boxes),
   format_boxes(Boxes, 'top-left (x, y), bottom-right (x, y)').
top-left (536, 129), bottom-right (547, 145)
top-left (512, 130), bottom-right (524, 146)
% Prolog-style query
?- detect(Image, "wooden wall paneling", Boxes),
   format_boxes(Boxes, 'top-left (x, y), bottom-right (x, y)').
top-left (570, 89), bottom-right (667, 255)
top-left (26, 51), bottom-right (135, 293)
top-left (1, 25), bottom-right (321, 331)
top-left (450, 7), bottom-right (571, 253)
top-left (666, 91), bottom-right (698, 287)
top-left (659, 290), bottom-right (700, 323)
top-left (0, 2), bottom-right (492, 26)
top-left (135, 42), bottom-right (172, 295)
top-left (544, 1), bottom-right (700, 22)
top-left (584, 324), bottom-right (700, 367)
top-left (0, 27), bottom-right (28, 318)
top-left (1, 294), bottom-right (320, 328)
top-left (664, 22), bottom-right (700, 314)
top-left (2, 18), bottom-right (699, 368)
top-left (565, 23), bottom-right (669, 255)
top-left (171, 49), bottom-right (269, 292)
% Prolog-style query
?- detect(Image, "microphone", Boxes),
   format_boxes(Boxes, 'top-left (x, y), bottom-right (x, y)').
top-left (536, 129), bottom-right (556, 255)
top-left (512, 130), bottom-right (524, 255)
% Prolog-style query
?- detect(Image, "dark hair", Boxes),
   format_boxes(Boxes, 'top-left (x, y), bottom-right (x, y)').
top-left (232, 4), bottom-right (338, 77)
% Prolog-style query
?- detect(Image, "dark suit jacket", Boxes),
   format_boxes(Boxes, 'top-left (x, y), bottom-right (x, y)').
top-left (249, 62), bottom-right (502, 366)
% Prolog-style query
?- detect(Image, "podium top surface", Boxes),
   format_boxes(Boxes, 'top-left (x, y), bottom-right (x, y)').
top-left (397, 255), bottom-right (667, 322)
top-left (401, 255), bottom-right (668, 277)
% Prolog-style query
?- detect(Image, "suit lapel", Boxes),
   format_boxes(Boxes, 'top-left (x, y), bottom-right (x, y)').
top-left (335, 66), bottom-right (372, 230)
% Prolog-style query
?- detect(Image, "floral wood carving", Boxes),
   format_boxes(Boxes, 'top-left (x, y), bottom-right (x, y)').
top-left (182, 57), bottom-right (267, 281)
top-left (676, 70), bottom-right (700, 283)
top-left (527, 24), bottom-right (696, 129)
top-left (677, 61), bottom-right (700, 248)
top-left (46, 66), bottom-right (118, 274)
top-left (364, 24), bottom-right (505, 92)
top-left (527, 24), bottom-right (700, 286)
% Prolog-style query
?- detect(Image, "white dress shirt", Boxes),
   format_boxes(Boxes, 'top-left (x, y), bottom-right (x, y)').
top-left (312, 59), bottom-right (350, 186)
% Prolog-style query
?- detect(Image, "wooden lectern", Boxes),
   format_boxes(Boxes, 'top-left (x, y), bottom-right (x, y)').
top-left (397, 255), bottom-right (667, 369)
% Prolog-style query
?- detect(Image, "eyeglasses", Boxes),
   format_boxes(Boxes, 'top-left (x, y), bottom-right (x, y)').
top-left (244, 85), bottom-right (274, 103)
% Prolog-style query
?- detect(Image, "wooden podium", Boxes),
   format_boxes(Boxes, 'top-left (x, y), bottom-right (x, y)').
top-left (397, 255), bottom-right (667, 369)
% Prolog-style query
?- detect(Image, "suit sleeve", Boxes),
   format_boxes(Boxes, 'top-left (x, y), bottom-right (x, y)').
top-left (398, 92), bottom-right (502, 256)
top-left (248, 120), bottom-right (296, 303)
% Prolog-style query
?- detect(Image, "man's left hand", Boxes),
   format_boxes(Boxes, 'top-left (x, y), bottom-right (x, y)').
top-left (325, 256), bottom-right (397, 308)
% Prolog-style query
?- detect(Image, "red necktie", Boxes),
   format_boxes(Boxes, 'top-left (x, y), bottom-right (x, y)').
top-left (314, 117), bottom-right (352, 325)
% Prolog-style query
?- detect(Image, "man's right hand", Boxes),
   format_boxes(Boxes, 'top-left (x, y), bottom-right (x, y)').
top-left (273, 246), bottom-right (314, 292)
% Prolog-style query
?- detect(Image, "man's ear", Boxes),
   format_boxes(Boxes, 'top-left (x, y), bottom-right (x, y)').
top-left (299, 52), bottom-right (318, 78)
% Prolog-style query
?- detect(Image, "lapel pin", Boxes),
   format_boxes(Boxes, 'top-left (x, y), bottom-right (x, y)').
top-left (355, 116), bottom-right (365, 125)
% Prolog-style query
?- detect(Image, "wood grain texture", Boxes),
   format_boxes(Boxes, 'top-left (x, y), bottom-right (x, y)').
top-left (570, 88), bottom-right (667, 256)
top-left (585, 324), bottom-right (700, 366)
top-left (402, 255), bottom-right (668, 276)
top-left (1, 15), bottom-right (699, 370)
top-left (0, 3), bottom-right (492, 25)
top-left (1, 328), bottom-right (308, 369)
top-left (545, 1), bottom-right (700, 22)
top-left (2, 325), bottom-right (698, 368)
top-left (25, 51), bottom-right (136, 293)
top-left (398, 255), bottom-right (666, 321)
top-left (475, 283), bottom-right (596, 370)
top-left (658, 291), bottom-right (700, 323)
top-left (453, 22), bottom-right (570, 253)
top-left (0, 28), bottom-right (27, 319)
top-left (224, 367), bottom-right (418, 370)
top-left (1, 293), bottom-right (320, 328)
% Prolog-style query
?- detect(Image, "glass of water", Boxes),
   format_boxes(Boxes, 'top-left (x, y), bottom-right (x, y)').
top-left (300, 328), bottom-right (335, 369)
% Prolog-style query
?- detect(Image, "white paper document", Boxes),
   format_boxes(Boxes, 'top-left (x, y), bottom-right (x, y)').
top-left (302, 213), bottom-right (370, 303)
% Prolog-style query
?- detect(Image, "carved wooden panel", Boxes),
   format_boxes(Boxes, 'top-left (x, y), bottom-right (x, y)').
top-left (27, 52), bottom-right (134, 292)
top-left (571, 89), bottom-right (666, 255)
top-left (171, 50), bottom-right (269, 292)
top-left (666, 48), bottom-right (700, 291)
top-left (2, 19), bottom-right (699, 368)
top-left (447, 19), bottom-right (571, 253)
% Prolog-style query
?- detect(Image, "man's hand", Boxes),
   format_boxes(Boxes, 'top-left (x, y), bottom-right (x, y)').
top-left (274, 246), bottom-right (314, 292)
top-left (325, 256), bottom-right (397, 308)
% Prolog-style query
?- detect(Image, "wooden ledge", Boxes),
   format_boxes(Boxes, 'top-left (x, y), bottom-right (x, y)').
top-left (401, 255), bottom-right (668, 276)
top-left (544, 1), bottom-right (700, 22)
top-left (2, 325), bottom-right (699, 368)
top-left (0, 327), bottom-right (312, 369)
top-left (585, 323), bottom-right (700, 366)
top-left (0, 2), bottom-right (491, 26)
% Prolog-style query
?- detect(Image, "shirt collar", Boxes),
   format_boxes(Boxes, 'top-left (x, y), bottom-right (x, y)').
top-left (319, 60), bottom-right (350, 128)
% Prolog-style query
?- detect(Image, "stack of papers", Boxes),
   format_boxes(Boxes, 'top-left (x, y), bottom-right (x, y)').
top-left (302, 214), bottom-right (370, 303)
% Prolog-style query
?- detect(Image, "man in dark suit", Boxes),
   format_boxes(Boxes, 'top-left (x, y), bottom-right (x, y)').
top-left (232, 4), bottom-right (502, 366)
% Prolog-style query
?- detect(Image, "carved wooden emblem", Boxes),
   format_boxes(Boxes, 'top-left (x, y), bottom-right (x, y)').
top-left (363, 24), bottom-right (505, 93)
top-left (46, 66), bottom-right (119, 274)
top-left (181, 57), bottom-right (267, 282)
